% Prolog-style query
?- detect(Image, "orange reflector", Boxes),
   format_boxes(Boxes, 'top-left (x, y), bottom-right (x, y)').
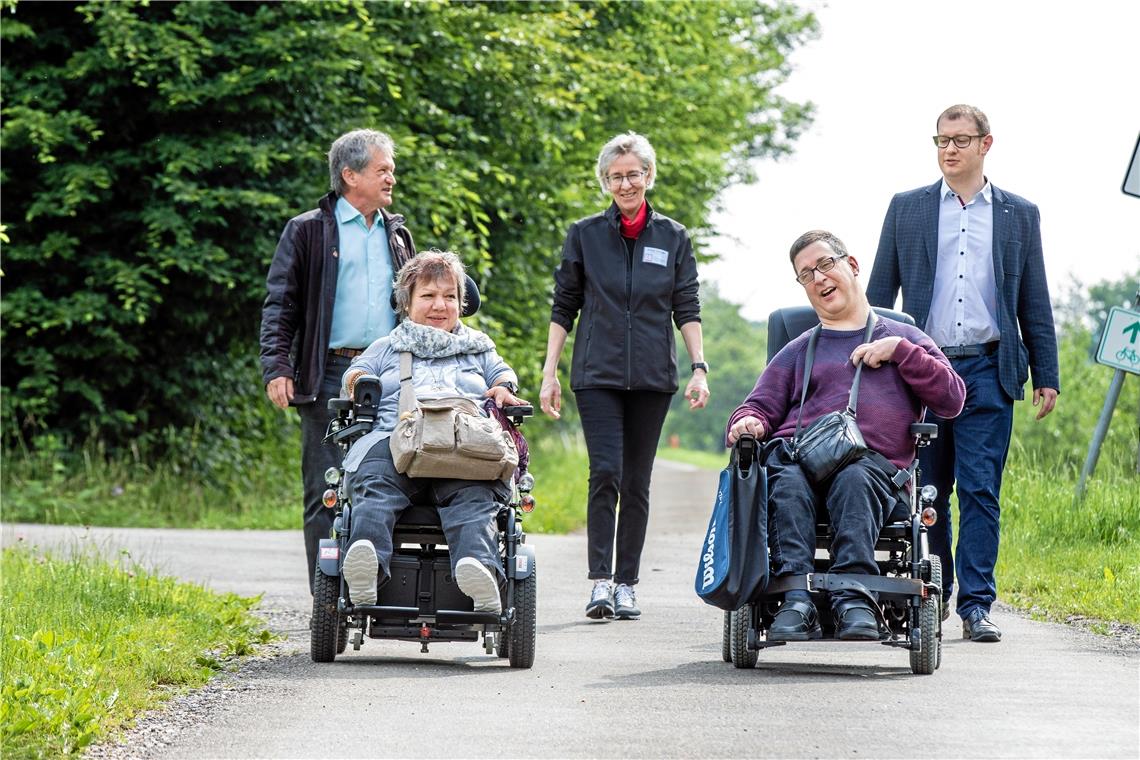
top-left (520, 494), bottom-right (536, 513)
top-left (322, 489), bottom-right (338, 508)
top-left (921, 506), bottom-right (937, 526)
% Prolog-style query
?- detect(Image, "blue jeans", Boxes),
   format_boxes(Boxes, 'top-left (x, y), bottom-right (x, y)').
top-left (296, 353), bottom-right (355, 593)
top-left (921, 352), bottom-right (1014, 618)
top-left (348, 437), bottom-right (510, 584)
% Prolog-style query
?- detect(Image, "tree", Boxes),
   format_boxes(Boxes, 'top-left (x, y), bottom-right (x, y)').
top-left (1, 0), bottom-right (816, 460)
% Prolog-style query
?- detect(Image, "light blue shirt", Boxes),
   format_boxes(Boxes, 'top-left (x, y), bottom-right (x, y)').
top-left (928, 179), bottom-right (1001, 348)
top-left (329, 196), bottom-right (395, 349)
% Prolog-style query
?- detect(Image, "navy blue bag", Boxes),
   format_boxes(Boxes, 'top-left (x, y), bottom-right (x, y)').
top-left (694, 435), bottom-right (769, 610)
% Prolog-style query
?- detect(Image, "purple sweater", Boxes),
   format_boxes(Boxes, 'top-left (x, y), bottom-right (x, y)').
top-left (726, 317), bottom-right (966, 470)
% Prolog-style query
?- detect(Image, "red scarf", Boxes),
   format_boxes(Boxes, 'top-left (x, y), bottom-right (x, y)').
top-left (620, 202), bottom-right (648, 239)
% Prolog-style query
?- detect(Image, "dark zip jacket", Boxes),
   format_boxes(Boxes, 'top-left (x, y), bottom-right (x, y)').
top-left (550, 200), bottom-right (701, 392)
top-left (259, 191), bottom-right (416, 404)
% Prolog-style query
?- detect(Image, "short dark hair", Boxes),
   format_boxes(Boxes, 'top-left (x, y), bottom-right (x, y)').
top-left (789, 230), bottom-right (848, 267)
top-left (937, 104), bottom-right (990, 136)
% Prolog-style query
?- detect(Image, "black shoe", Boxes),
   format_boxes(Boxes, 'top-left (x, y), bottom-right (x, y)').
top-left (962, 608), bottom-right (1001, 642)
top-left (768, 600), bottom-right (822, 642)
top-left (834, 601), bottom-right (881, 641)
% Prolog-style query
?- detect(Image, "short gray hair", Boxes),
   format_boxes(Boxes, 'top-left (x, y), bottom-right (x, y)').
top-left (595, 131), bottom-right (657, 193)
top-left (393, 250), bottom-right (468, 317)
top-left (328, 129), bottom-right (395, 195)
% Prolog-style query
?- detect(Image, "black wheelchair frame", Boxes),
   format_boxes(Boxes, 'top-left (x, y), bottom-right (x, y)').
top-left (721, 306), bottom-right (944, 675)
top-left (309, 375), bottom-right (538, 668)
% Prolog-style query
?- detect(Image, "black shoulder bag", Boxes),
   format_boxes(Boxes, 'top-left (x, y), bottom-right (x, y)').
top-left (792, 312), bottom-right (875, 485)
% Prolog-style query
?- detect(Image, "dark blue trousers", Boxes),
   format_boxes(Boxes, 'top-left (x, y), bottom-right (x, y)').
top-left (766, 442), bottom-right (905, 606)
top-left (921, 352), bottom-right (1014, 618)
top-left (296, 353), bottom-right (355, 593)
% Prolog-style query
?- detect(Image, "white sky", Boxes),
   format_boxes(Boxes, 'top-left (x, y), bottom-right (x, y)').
top-left (703, 0), bottom-right (1140, 321)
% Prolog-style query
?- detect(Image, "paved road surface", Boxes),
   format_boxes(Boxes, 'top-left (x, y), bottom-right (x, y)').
top-left (4, 460), bottom-right (1138, 758)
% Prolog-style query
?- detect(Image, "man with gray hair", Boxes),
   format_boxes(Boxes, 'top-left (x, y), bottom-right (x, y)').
top-left (260, 129), bottom-right (416, 591)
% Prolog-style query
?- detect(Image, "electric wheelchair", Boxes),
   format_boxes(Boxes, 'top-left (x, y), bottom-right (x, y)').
top-left (720, 306), bottom-right (944, 675)
top-left (308, 327), bottom-right (538, 667)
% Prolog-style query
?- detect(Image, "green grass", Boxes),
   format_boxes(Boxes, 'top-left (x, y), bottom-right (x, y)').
top-left (2, 443), bottom-right (300, 530)
top-left (524, 434), bottom-right (590, 533)
top-left (656, 445), bottom-right (729, 472)
top-left (0, 545), bottom-right (272, 758)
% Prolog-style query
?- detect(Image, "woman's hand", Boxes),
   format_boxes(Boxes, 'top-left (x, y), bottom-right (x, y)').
top-left (485, 384), bottom-right (526, 408)
top-left (539, 374), bottom-right (562, 419)
top-left (727, 415), bottom-right (766, 445)
top-left (684, 372), bottom-right (710, 410)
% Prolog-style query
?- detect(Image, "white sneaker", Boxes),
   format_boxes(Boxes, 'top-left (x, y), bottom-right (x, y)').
top-left (614, 583), bottom-right (640, 619)
top-left (342, 539), bottom-right (378, 606)
top-left (586, 579), bottom-right (614, 619)
top-left (455, 557), bottom-right (502, 615)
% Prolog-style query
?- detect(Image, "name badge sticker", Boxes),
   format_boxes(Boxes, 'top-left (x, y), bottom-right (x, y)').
top-left (642, 246), bottom-right (669, 267)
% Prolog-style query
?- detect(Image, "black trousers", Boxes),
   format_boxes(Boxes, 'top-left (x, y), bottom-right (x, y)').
top-left (576, 388), bottom-right (673, 586)
top-left (765, 442), bottom-right (905, 605)
top-left (295, 353), bottom-right (355, 593)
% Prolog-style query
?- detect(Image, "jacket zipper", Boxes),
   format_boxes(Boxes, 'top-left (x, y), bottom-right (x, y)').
top-left (625, 232), bottom-right (634, 390)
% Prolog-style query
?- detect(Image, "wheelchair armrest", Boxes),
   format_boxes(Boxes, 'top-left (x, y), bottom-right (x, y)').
top-left (503, 404), bottom-right (533, 425)
top-left (353, 375), bottom-right (382, 421)
top-left (910, 422), bottom-right (938, 440)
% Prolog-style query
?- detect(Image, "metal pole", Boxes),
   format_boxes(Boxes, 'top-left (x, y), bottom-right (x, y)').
top-left (1077, 369), bottom-right (1126, 501)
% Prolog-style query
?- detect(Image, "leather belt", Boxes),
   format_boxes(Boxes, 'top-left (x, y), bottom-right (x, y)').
top-left (940, 341), bottom-right (999, 359)
top-left (328, 347), bottom-right (364, 359)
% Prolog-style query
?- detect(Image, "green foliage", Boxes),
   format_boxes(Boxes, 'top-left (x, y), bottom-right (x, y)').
top-left (1, 0), bottom-right (816, 468)
top-left (0, 545), bottom-right (270, 757)
top-left (661, 284), bottom-right (767, 452)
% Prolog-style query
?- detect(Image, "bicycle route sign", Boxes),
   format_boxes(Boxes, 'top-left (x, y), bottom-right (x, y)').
top-left (1096, 306), bottom-right (1140, 375)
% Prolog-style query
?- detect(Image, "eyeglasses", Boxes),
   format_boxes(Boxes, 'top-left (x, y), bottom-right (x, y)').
top-left (605, 170), bottom-right (648, 188)
top-left (795, 253), bottom-right (849, 286)
top-left (932, 134), bottom-right (987, 149)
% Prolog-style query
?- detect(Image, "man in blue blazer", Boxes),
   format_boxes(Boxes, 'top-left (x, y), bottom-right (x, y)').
top-left (867, 104), bottom-right (1059, 643)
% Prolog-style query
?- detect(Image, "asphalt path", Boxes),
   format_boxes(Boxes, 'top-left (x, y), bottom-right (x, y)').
top-left (4, 459), bottom-right (1138, 759)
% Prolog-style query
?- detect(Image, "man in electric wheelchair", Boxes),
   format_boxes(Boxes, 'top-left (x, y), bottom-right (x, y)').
top-left (310, 250), bottom-right (538, 667)
top-left (725, 230), bottom-right (965, 671)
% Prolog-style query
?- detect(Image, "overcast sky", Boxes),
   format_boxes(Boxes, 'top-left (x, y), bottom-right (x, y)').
top-left (702, 0), bottom-right (1140, 321)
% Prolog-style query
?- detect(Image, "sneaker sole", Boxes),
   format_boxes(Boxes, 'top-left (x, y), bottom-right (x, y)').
top-left (455, 558), bottom-right (502, 615)
top-left (614, 609), bottom-right (640, 620)
top-left (342, 542), bottom-right (378, 606)
top-left (586, 602), bottom-right (614, 620)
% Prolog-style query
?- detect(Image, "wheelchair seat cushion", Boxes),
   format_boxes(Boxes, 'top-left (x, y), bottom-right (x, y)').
top-left (397, 505), bottom-right (443, 527)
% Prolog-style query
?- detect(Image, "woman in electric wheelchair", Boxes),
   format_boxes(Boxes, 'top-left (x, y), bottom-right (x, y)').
top-left (726, 230), bottom-right (965, 644)
top-left (338, 250), bottom-right (527, 616)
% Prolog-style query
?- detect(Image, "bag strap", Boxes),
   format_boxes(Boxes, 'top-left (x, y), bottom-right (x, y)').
top-left (793, 311), bottom-right (876, 439)
top-left (398, 351), bottom-right (417, 416)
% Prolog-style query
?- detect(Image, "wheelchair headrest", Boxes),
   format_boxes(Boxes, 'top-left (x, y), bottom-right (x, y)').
top-left (766, 305), bottom-right (916, 363)
top-left (389, 274), bottom-right (481, 318)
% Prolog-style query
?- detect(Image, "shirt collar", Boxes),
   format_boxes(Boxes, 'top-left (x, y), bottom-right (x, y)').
top-left (940, 178), bottom-right (993, 205)
top-left (336, 196), bottom-right (384, 228)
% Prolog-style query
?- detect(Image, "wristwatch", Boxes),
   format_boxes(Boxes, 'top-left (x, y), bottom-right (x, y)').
top-left (691, 361), bottom-right (709, 374)
top-left (499, 380), bottom-right (520, 394)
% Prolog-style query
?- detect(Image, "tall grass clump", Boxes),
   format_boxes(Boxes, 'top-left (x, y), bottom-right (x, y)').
top-left (0, 545), bottom-right (271, 757)
top-left (525, 431), bottom-right (590, 534)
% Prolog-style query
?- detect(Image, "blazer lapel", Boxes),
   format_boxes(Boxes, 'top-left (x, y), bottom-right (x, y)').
top-left (922, 180), bottom-right (940, 277)
top-left (991, 184), bottom-right (1011, 291)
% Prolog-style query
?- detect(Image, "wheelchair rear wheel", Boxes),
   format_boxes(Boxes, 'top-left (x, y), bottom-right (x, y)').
top-left (730, 605), bottom-right (758, 669)
top-left (311, 565), bottom-right (343, 663)
top-left (507, 562), bottom-right (537, 669)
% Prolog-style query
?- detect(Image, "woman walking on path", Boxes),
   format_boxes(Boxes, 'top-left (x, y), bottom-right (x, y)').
top-left (540, 131), bottom-right (710, 621)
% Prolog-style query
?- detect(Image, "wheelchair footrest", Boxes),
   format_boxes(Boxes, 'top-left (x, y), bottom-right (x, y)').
top-left (340, 603), bottom-right (420, 617)
top-left (765, 573), bottom-right (924, 599)
top-left (435, 609), bottom-right (502, 626)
